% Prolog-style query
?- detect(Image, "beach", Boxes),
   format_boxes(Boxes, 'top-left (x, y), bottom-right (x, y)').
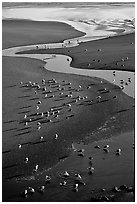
top-left (2, 3), bottom-right (135, 202)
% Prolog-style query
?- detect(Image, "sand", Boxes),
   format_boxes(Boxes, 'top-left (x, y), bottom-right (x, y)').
top-left (2, 19), bottom-right (85, 49)
top-left (2, 20), bottom-right (134, 201)
top-left (19, 32), bottom-right (135, 72)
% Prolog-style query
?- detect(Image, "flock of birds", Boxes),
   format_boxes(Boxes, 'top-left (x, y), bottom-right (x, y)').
top-left (5, 77), bottom-right (131, 199)
top-left (21, 167), bottom-right (134, 200)
top-left (20, 141), bottom-right (134, 200)
top-left (3, 43), bottom-right (134, 200)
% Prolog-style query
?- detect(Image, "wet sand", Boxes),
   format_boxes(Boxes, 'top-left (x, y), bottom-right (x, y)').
top-left (19, 32), bottom-right (135, 72)
top-left (2, 19), bottom-right (85, 49)
top-left (2, 20), bottom-right (134, 201)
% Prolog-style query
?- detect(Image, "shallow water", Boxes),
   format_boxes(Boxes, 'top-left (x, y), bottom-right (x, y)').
top-left (2, 45), bottom-right (135, 98)
top-left (2, 3), bottom-right (135, 98)
top-left (43, 55), bottom-right (135, 98)
top-left (2, 3), bottom-right (135, 43)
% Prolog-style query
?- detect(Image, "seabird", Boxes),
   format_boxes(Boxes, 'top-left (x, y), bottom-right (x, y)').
top-left (43, 87), bottom-right (46, 91)
top-left (28, 187), bottom-right (35, 194)
top-left (42, 79), bottom-right (45, 84)
top-left (45, 175), bottom-right (51, 183)
top-left (24, 157), bottom-right (29, 163)
top-left (55, 134), bottom-right (59, 140)
top-left (73, 183), bottom-right (79, 192)
top-left (63, 171), bottom-right (70, 177)
top-left (112, 186), bottom-right (120, 192)
top-left (33, 164), bottom-right (39, 173)
top-left (128, 78), bottom-right (131, 83)
top-left (24, 115), bottom-right (27, 119)
top-left (18, 144), bottom-right (22, 149)
top-left (94, 145), bottom-right (100, 149)
top-left (37, 101), bottom-right (41, 105)
top-left (104, 145), bottom-right (109, 148)
top-left (75, 173), bottom-right (82, 180)
top-left (103, 148), bottom-right (109, 153)
top-left (77, 149), bottom-right (85, 153)
top-left (116, 148), bottom-right (122, 155)
top-left (40, 136), bottom-right (44, 141)
top-left (37, 85), bottom-right (41, 90)
top-left (37, 126), bottom-right (41, 131)
top-left (37, 122), bottom-right (41, 126)
top-left (21, 189), bottom-right (28, 198)
top-left (88, 166), bottom-right (94, 174)
top-left (25, 122), bottom-right (28, 126)
top-left (38, 186), bottom-right (45, 193)
top-left (60, 181), bottom-right (67, 186)
top-left (78, 152), bottom-right (84, 157)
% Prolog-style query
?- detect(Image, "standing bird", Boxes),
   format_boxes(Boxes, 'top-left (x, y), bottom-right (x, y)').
top-left (73, 183), bottom-right (79, 192)
top-left (60, 181), bottom-right (67, 186)
top-left (33, 164), bottom-right (39, 173)
top-left (18, 144), bottom-right (22, 149)
top-left (88, 166), bottom-right (94, 174)
top-left (75, 173), bottom-right (82, 180)
top-left (55, 134), bottom-right (59, 140)
top-left (24, 157), bottom-right (29, 164)
top-left (37, 101), bottom-right (41, 105)
top-left (113, 71), bottom-right (116, 76)
top-left (40, 136), bottom-right (44, 141)
top-left (28, 187), bottom-right (35, 194)
top-left (38, 185), bottom-right (45, 193)
top-left (24, 114), bottom-right (27, 119)
top-left (63, 171), bottom-right (70, 178)
top-left (116, 148), bottom-right (122, 156)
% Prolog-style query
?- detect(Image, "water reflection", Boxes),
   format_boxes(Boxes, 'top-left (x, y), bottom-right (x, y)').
top-left (43, 54), bottom-right (135, 98)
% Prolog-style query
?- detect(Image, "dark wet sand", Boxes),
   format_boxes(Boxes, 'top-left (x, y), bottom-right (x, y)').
top-left (2, 19), bottom-right (85, 49)
top-left (2, 20), bottom-right (134, 201)
top-left (19, 32), bottom-right (135, 72)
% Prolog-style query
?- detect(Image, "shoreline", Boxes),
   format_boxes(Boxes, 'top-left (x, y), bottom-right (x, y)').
top-left (2, 18), bottom-right (134, 202)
